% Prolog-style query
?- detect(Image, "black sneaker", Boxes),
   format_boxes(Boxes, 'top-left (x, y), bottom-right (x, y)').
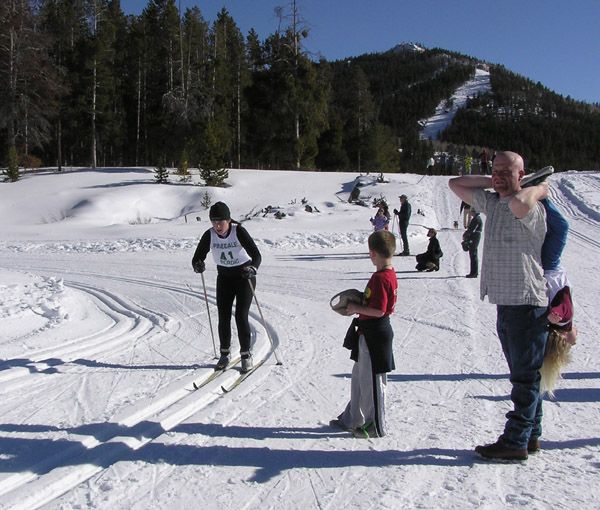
top-left (475, 439), bottom-right (528, 461)
top-left (215, 353), bottom-right (230, 370)
top-left (465, 273), bottom-right (478, 278)
top-left (521, 166), bottom-right (554, 188)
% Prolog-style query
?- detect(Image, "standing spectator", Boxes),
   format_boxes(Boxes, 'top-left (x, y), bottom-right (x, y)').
top-left (426, 156), bottom-right (435, 175)
top-left (464, 155), bottom-right (473, 175)
top-left (479, 148), bottom-right (489, 175)
top-left (447, 154), bottom-right (455, 175)
top-left (460, 200), bottom-right (473, 228)
top-left (439, 153), bottom-right (447, 175)
top-left (393, 194), bottom-right (412, 255)
top-left (463, 210), bottom-right (483, 278)
top-left (448, 151), bottom-right (549, 461)
top-left (331, 230), bottom-right (397, 438)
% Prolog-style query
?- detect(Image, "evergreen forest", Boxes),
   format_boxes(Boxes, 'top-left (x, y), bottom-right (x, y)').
top-left (2, 0), bottom-right (599, 182)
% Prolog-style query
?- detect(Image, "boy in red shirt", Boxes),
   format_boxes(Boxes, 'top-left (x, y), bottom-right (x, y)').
top-left (331, 230), bottom-right (398, 438)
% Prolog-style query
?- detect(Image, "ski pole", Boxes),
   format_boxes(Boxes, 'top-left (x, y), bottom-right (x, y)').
top-left (248, 279), bottom-right (283, 365)
top-left (200, 273), bottom-right (218, 359)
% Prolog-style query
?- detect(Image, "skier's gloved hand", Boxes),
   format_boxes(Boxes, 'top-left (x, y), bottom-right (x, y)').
top-left (193, 260), bottom-right (205, 273)
top-left (241, 266), bottom-right (257, 279)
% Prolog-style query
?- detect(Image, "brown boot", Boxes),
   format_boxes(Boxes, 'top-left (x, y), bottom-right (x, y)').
top-left (475, 439), bottom-right (528, 461)
top-left (528, 437), bottom-right (541, 453)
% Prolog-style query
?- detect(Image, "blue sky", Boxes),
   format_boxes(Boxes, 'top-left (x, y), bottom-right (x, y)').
top-left (121, 0), bottom-right (600, 104)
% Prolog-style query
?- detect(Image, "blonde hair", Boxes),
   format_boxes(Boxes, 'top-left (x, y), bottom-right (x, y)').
top-left (368, 230), bottom-right (396, 258)
top-left (540, 329), bottom-right (573, 398)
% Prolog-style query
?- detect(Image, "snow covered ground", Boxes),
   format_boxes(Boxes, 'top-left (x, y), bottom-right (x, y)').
top-left (1, 166), bottom-right (599, 510)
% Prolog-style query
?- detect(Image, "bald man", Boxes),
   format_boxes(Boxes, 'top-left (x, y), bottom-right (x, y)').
top-left (449, 151), bottom-right (550, 461)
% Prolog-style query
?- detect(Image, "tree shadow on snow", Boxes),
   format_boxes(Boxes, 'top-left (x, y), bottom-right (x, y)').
top-left (0, 427), bottom-right (476, 484)
top-left (472, 387), bottom-right (600, 403)
top-left (3, 418), bottom-right (599, 484)
top-left (276, 253), bottom-right (370, 262)
top-left (0, 357), bottom-right (200, 374)
top-left (388, 372), bottom-right (508, 383)
top-left (0, 357), bottom-right (63, 374)
top-left (395, 273), bottom-right (465, 280)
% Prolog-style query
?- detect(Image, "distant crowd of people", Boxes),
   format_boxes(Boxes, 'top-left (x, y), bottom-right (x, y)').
top-left (425, 148), bottom-right (495, 176)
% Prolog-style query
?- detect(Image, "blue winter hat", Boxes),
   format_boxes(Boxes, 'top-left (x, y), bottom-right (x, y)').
top-left (209, 202), bottom-right (231, 221)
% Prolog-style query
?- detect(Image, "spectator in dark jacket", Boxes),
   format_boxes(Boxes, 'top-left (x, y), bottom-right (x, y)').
top-left (460, 200), bottom-right (473, 228)
top-left (415, 228), bottom-right (443, 271)
top-left (393, 195), bottom-right (412, 255)
top-left (463, 210), bottom-right (483, 278)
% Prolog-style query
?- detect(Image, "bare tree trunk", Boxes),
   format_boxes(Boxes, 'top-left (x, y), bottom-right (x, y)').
top-left (91, 57), bottom-right (97, 168)
top-left (237, 61), bottom-right (241, 169)
top-left (292, 0), bottom-right (300, 169)
top-left (57, 117), bottom-right (62, 171)
top-left (168, 38), bottom-right (173, 91)
top-left (179, 0), bottom-right (185, 100)
top-left (7, 0), bottom-right (17, 147)
top-left (135, 56), bottom-right (141, 165)
top-left (90, 1), bottom-right (98, 169)
top-left (211, 29), bottom-right (217, 118)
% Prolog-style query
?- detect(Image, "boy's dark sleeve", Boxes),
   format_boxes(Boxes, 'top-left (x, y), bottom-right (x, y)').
top-left (191, 230), bottom-right (211, 268)
top-left (237, 225), bottom-right (262, 269)
top-left (343, 318), bottom-right (359, 362)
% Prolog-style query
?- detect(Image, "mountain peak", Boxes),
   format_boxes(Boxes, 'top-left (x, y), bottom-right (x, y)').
top-left (391, 42), bottom-right (426, 54)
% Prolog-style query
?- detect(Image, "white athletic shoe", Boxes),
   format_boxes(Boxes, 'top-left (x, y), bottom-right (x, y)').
top-left (241, 355), bottom-right (253, 373)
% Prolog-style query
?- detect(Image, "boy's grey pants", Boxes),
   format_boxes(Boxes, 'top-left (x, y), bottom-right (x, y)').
top-left (340, 335), bottom-right (387, 436)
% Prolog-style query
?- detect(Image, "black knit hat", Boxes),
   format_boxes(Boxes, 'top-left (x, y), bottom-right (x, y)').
top-left (209, 201), bottom-right (231, 221)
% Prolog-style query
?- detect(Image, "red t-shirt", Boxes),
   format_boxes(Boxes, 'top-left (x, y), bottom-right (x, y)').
top-left (359, 267), bottom-right (398, 320)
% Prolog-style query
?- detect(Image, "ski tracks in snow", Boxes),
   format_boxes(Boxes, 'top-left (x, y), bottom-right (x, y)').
top-left (0, 269), bottom-right (279, 510)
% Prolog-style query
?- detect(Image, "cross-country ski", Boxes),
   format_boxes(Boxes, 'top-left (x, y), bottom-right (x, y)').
top-left (190, 356), bottom-right (241, 391)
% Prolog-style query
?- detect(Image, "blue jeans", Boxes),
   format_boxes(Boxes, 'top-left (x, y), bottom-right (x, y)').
top-left (496, 305), bottom-right (549, 449)
top-left (541, 198), bottom-right (569, 271)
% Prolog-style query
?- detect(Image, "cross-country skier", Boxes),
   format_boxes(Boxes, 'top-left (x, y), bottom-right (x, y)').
top-left (191, 202), bottom-right (262, 373)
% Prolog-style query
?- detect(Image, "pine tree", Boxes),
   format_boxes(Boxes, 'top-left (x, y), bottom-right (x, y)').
top-left (199, 121), bottom-right (228, 186)
top-left (4, 145), bottom-right (19, 182)
top-left (154, 158), bottom-right (169, 183)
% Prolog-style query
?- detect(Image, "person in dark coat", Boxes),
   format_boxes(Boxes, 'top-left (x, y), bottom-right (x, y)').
top-left (460, 200), bottom-right (473, 228)
top-left (393, 194), bottom-right (412, 255)
top-left (415, 228), bottom-right (443, 271)
top-left (463, 210), bottom-right (483, 278)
